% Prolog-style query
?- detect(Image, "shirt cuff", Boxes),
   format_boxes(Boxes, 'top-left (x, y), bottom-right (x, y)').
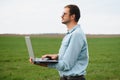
top-left (48, 63), bottom-right (57, 69)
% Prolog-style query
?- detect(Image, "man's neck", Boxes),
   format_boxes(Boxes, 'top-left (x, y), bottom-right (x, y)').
top-left (66, 22), bottom-right (77, 31)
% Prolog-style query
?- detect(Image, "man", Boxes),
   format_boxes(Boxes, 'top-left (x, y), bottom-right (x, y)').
top-left (30, 4), bottom-right (89, 80)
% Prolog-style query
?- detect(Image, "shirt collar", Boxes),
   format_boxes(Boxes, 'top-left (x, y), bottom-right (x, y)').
top-left (67, 24), bottom-right (80, 34)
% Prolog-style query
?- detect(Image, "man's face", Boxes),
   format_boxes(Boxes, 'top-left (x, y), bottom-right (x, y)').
top-left (61, 8), bottom-right (71, 24)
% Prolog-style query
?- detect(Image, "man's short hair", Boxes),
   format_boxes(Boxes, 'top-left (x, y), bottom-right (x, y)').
top-left (65, 4), bottom-right (80, 22)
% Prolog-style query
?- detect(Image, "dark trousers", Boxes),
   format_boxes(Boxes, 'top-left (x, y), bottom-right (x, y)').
top-left (60, 75), bottom-right (86, 80)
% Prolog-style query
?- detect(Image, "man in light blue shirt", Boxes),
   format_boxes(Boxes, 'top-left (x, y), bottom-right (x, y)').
top-left (30, 4), bottom-right (89, 80)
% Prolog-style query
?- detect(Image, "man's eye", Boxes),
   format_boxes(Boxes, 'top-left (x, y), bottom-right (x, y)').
top-left (62, 13), bottom-right (67, 16)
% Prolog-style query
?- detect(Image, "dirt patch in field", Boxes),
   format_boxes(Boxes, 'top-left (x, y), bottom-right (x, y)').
top-left (86, 34), bottom-right (120, 38)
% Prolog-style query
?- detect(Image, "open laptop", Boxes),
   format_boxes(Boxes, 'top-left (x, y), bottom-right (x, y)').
top-left (25, 36), bottom-right (58, 64)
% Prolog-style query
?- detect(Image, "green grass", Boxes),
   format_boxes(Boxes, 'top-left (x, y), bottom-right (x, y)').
top-left (0, 36), bottom-right (120, 80)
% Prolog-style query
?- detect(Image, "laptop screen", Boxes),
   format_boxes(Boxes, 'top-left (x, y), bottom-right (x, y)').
top-left (25, 36), bottom-right (35, 59)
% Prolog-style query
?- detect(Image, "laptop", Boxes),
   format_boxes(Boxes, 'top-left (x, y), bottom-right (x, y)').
top-left (25, 36), bottom-right (58, 64)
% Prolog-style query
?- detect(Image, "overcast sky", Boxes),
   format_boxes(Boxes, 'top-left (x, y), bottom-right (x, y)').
top-left (0, 0), bottom-right (120, 34)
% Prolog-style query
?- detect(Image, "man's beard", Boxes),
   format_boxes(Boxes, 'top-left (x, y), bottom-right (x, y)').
top-left (62, 20), bottom-right (70, 24)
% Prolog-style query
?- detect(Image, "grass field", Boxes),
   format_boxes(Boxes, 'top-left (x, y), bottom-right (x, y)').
top-left (0, 35), bottom-right (120, 80)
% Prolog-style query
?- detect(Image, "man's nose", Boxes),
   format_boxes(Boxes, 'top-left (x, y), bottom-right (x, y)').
top-left (61, 14), bottom-right (64, 18)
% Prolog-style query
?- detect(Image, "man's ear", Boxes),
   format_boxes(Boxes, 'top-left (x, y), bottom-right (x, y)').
top-left (71, 14), bottom-right (75, 20)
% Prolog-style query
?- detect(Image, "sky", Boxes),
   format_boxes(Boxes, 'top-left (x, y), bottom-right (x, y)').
top-left (0, 0), bottom-right (120, 34)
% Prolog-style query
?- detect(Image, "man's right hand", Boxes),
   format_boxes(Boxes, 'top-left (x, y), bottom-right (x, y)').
top-left (29, 57), bottom-right (48, 67)
top-left (29, 57), bottom-right (34, 64)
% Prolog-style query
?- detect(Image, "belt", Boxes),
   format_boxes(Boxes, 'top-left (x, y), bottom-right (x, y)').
top-left (61, 75), bottom-right (85, 80)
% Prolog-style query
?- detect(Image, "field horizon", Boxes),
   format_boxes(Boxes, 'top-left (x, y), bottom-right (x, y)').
top-left (0, 33), bottom-right (120, 38)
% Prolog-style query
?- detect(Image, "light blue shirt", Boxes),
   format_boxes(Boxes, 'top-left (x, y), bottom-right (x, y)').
top-left (48, 24), bottom-right (89, 77)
